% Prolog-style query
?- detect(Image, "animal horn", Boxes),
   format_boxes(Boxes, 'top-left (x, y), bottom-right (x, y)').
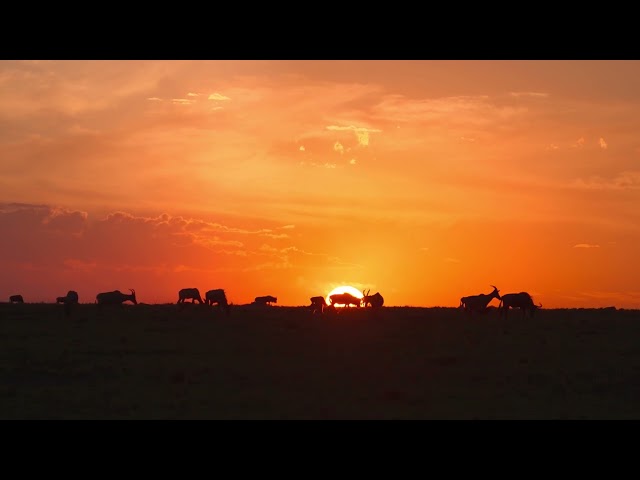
top-left (130, 289), bottom-right (135, 294)
top-left (490, 285), bottom-right (498, 290)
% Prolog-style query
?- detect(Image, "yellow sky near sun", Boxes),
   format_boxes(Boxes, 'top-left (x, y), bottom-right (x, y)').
top-left (2, 60), bottom-right (640, 307)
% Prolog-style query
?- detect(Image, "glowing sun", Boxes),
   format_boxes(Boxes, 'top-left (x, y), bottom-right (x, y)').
top-left (326, 285), bottom-right (364, 307)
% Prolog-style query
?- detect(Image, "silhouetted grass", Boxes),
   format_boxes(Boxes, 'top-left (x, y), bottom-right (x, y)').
top-left (1, 303), bottom-right (640, 419)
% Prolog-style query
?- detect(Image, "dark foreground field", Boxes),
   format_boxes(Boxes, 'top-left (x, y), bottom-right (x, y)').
top-left (1, 303), bottom-right (640, 419)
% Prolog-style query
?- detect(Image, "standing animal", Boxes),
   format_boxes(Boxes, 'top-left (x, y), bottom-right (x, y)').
top-left (362, 289), bottom-right (384, 308)
top-left (178, 288), bottom-right (204, 304)
top-left (459, 285), bottom-right (500, 314)
top-left (254, 295), bottom-right (277, 306)
top-left (498, 292), bottom-right (541, 319)
top-left (9, 295), bottom-right (24, 303)
top-left (205, 289), bottom-right (230, 315)
top-left (329, 292), bottom-right (361, 308)
top-left (96, 289), bottom-right (137, 305)
top-left (309, 296), bottom-right (326, 314)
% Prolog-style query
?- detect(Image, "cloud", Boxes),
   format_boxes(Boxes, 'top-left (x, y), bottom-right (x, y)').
top-left (146, 97), bottom-right (163, 101)
top-left (444, 257), bottom-right (461, 263)
top-left (171, 98), bottom-right (193, 105)
top-left (419, 247), bottom-right (429, 251)
top-left (280, 225), bottom-right (295, 229)
top-left (599, 137), bottom-right (608, 149)
top-left (546, 144), bottom-right (559, 150)
top-left (349, 158), bottom-right (357, 165)
top-left (186, 92), bottom-right (199, 97)
top-left (299, 145), bottom-right (305, 151)
top-left (326, 125), bottom-right (382, 147)
top-left (573, 244), bottom-right (600, 248)
top-left (509, 92), bottom-right (549, 98)
top-left (574, 137), bottom-right (585, 148)
top-left (208, 93), bottom-right (230, 101)
top-left (570, 171), bottom-right (640, 190)
top-left (334, 141), bottom-right (344, 154)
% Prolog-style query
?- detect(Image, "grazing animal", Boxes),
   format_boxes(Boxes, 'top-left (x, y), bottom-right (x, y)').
top-left (57, 290), bottom-right (79, 317)
top-left (178, 288), bottom-right (204, 304)
top-left (362, 289), bottom-right (384, 309)
top-left (9, 295), bottom-right (24, 303)
top-left (254, 295), bottom-right (277, 306)
top-left (459, 285), bottom-right (500, 314)
top-left (499, 292), bottom-right (541, 319)
top-left (309, 296), bottom-right (326, 315)
top-left (57, 291), bottom-right (79, 304)
top-left (329, 292), bottom-right (361, 308)
top-left (96, 289), bottom-right (137, 305)
top-left (205, 289), bottom-right (230, 314)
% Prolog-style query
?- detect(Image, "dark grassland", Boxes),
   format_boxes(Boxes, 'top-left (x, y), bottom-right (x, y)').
top-left (1, 303), bottom-right (640, 419)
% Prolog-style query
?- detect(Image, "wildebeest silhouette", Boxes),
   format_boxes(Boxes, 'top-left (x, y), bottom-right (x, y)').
top-left (329, 292), bottom-right (361, 308)
top-left (254, 295), bottom-right (277, 306)
top-left (178, 288), bottom-right (204, 304)
top-left (205, 289), bottom-right (230, 315)
top-left (57, 290), bottom-right (79, 316)
top-left (309, 296), bottom-right (326, 314)
top-left (96, 289), bottom-right (137, 305)
top-left (499, 292), bottom-right (541, 319)
top-left (362, 289), bottom-right (384, 308)
top-left (460, 285), bottom-right (500, 314)
top-left (9, 294), bottom-right (24, 303)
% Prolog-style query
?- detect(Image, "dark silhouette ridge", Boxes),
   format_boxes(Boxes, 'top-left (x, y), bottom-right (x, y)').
top-left (254, 295), bottom-right (277, 306)
top-left (96, 289), bottom-right (137, 306)
top-left (328, 292), bottom-right (361, 308)
top-left (499, 292), bottom-right (542, 319)
top-left (459, 285), bottom-right (500, 314)
top-left (177, 288), bottom-right (204, 304)
top-left (362, 289), bottom-right (384, 309)
top-left (9, 295), bottom-right (24, 303)
top-left (309, 296), bottom-right (326, 314)
top-left (205, 289), bottom-right (230, 315)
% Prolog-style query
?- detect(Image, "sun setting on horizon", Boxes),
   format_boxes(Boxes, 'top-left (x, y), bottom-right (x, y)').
top-left (3, 60), bottom-right (640, 308)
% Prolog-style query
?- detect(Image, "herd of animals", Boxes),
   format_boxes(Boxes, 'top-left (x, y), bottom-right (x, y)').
top-left (6, 285), bottom-right (541, 318)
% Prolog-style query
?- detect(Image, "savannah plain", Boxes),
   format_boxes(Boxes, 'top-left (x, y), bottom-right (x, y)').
top-left (2, 302), bottom-right (640, 419)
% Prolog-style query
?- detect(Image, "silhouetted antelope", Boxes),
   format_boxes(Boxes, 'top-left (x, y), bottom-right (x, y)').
top-left (309, 296), bottom-right (326, 314)
top-left (460, 285), bottom-right (500, 314)
top-left (96, 289), bottom-right (137, 305)
top-left (9, 295), bottom-right (24, 303)
top-left (329, 292), bottom-right (361, 308)
top-left (254, 295), bottom-right (277, 306)
top-left (205, 289), bottom-right (230, 315)
top-left (362, 289), bottom-right (384, 308)
top-left (499, 292), bottom-right (541, 319)
top-left (178, 288), bottom-right (204, 304)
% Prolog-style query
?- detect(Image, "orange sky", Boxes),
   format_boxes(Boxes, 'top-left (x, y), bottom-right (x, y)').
top-left (2, 60), bottom-right (640, 308)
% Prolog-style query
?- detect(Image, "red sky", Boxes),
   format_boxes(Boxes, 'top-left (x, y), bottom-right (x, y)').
top-left (2, 60), bottom-right (640, 307)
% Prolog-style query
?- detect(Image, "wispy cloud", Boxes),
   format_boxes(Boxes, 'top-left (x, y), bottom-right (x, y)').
top-left (571, 171), bottom-right (640, 190)
top-left (146, 97), bottom-right (163, 101)
top-left (599, 137), bottom-right (608, 149)
top-left (573, 243), bottom-right (600, 248)
top-left (186, 92), bottom-right (199, 97)
top-left (444, 257), bottom-right (461, 263)
top-left (208, 93), bottom-right (230, 101)
top-left (334, 141), bottom-right (344, 154)
top-left (509, 91), bottom-right (549, 98)
top-left (574, 137), bottom-right (585, 148)
top-left (326, 125), bottom-right (382, 147)
top-left (171, 98), bottom-right (193, 105)
top-left (349, 158), bottom-right (357, 165)
top-left (299, 145), bottom-right (305, 151)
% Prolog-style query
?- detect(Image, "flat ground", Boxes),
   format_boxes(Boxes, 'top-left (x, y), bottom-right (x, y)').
top-left (1, 303), bottom-right (639, 419)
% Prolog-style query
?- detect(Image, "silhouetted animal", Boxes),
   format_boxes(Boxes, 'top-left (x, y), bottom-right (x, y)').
top-left (460, 285), bottom-right (500, 313)
top-left (205, 289), bottom-right (230, 315)
top-left (254, 295), bottom-right (277, 305)
top-left (57, 291), bottom-right (79, 304)
top-left (96, 289), bottom-right (137, 305)
top-left (9, 295), bottom-right (24, 303)
top-left (178, 288), bottom-right (204, 304)
top-left (329, 292), bottom-right (361, 308)
top-left (309, 296), bottom-right (326, 314)
top-left (362, 289), bottom-right (384, 308)
top-left (499, 292), bottom-right (541, 319)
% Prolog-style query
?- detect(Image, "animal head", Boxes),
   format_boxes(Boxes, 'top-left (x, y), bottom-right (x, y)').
top-left (128, 288), bottom-right (138, 304)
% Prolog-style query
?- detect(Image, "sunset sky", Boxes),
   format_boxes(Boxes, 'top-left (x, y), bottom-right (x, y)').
top-left (2, 60), bottom-right (640, 308)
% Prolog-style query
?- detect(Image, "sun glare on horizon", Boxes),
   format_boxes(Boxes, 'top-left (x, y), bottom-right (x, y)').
top-left (326, 286), bottom-right (364, 307)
